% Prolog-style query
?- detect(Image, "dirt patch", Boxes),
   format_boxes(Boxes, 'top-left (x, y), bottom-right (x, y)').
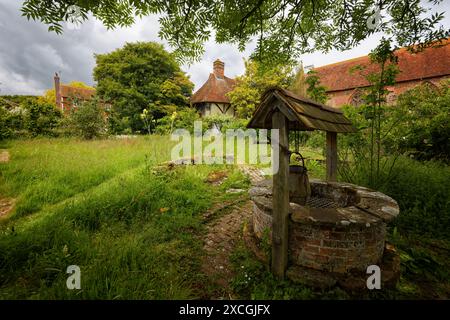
top-left (205, 170), bottom-right (228, 185)
top-left (0, 150), bottom-right (10, 163)
top-left (0, 197), bottom-right (15, 218)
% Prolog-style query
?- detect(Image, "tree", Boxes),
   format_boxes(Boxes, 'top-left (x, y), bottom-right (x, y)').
top-left (363, 38), bottom-right (399, 185)
top-left (388, 80), bottom-right (450, 162)
top-left (38, 81), bottom-right (94, 106)
top-left (290, 63), bottom-right (307, 97)
top-left (339, 38), bottom-right (400, 188)
top-left (21, 1), bottom-right (449, 65)
top-left (305, 70), bottom-right (328, 104)
top-left (93, 42), bottom-right (193, 133)
top-left (291, 66), bottom-right (328, 104)
top-left (227, 59), bottom-right (293, 119)
top-left (290, 66), bottom-right (328, 147)
top-left (65, 98), bottom-right (106, 139)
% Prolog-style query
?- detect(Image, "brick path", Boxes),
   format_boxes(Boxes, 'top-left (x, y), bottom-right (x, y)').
top-left (201, 201), bottom-right (253, 293)
top-left (238, 165), bottom-right (266, 185)
top-left (201, 165), bottom-right (264, 297)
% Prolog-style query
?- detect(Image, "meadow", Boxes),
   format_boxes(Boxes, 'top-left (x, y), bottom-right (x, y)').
top-left (0, 136), bottom-right (448, 299)
top-left (0, 136), bottom-right (246, 298)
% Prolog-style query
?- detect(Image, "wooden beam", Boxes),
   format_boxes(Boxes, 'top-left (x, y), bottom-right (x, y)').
top-left (271, 111), bottom-right (290, 279)
top-left (326, 131), bottom-right (337, 182)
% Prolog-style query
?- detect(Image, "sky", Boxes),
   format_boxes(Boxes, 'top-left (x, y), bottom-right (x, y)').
top-left (0, 0), bottom-right (449, 96)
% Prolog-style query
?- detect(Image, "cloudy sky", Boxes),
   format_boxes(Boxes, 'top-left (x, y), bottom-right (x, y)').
top-left (0, 0), bottom-right (449, 95)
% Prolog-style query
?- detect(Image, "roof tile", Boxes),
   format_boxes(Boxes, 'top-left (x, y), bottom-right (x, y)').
top-left (313, 38), bottom-right (450, 92)
top-left (190, 73), bottom-right (236, 104)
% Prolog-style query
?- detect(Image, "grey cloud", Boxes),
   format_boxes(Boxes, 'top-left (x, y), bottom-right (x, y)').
top-left (0, 1), bottom-right (164, 95)
top-left (0, 0), bottom-right (255, 96)
top-left (0, 0), bottom-right (251, 95)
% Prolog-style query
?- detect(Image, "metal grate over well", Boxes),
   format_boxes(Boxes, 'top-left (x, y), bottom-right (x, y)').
top-left (305, 196), bottom-right (339, 208)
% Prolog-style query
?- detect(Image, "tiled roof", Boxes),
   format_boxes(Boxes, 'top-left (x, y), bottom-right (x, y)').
top-left (190, 73), bottom-right (236, 104)
top-left (60, 85), bottom-right (96, 100)
top-left (313, 38), bottom-right (450, 92)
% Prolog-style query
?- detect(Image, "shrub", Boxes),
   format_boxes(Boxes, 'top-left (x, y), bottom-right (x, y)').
top-left (22, 99), bottom-right (61, 136)
top-left (386, 80), bottom-right (450, 162)
top-left (339, 153), bottom-right (450, 239)
top-left (0, 106), bottom-right (12, 140)
top-left (155, 108), bottom-right (199, 134)
top-left (65, 98), bottom-right (106, 139)
top-left (7, 106), bottom-right (26, 133)
top-left (202, 114), bottom-right (248, 133)
top-left (107, 112), bottom-right (133, 135)
top-left (337, 87), bottom-right (450, 239)
top-left (380, 157), bottom-right (450, 239)
top-left (303, 131), bottom-right (326, 149)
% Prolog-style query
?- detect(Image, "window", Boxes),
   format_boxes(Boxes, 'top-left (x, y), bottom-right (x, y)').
top-left (349, 89), bottom-right (364, 107)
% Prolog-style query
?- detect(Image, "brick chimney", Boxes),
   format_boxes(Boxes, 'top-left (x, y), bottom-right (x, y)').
top-left (213, 59), bottom-right (224, 79)
top-left (54, 72), bottom-right (61, 110)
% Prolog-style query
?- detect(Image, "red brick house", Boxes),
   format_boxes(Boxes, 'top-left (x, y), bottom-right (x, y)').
top-left (54, 73), bottom-right (96, 112)
top-left (190, 59), bottom-right (236, 117)
top-left (313, 38), bottom-right (450, 108)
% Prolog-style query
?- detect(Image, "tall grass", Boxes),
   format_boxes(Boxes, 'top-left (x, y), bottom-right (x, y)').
top-left (0, 165), bottom-right (216, 299)
top-left (381, 158), bottom-right (450, 239)
top-left (0, 136), bottom-right (250, 299)
top-left (339, 155), bottom-right (450, 239)
top-left (0, 136), bottom-right (173, 218)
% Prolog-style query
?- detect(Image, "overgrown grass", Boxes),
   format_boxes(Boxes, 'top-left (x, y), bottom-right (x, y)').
top-left (0, 136), bottom-right (250, 299)
top-left (1, 136), bottom-right (448, 299)
top-left (0, 136), bottom-right (173, 218)
top-left (339, 155), bottom-right (450, 239)
top-left (230, 243), bottom-right (349, 300)
top-left (0, 166), bottom-right (209, 299)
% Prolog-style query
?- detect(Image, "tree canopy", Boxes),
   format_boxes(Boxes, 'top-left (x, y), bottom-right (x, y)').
top-left (227, 59), bottom-right (293, 119)
top-left (389, 80), bottom-right (450, 162)
top-left (93, 42), bottom-right (193, 133)
top-left (21, 0), bottom-right (450, 65)
top-left (290, 66), bottom-right (328, 104)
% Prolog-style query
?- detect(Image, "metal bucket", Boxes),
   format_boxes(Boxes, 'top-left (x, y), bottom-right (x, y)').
top-left (289, 152), bottom-right (311, 205)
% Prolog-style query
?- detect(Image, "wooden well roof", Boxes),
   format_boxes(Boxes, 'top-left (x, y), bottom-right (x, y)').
top-left (247, 87), bottom-right (356, 133)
